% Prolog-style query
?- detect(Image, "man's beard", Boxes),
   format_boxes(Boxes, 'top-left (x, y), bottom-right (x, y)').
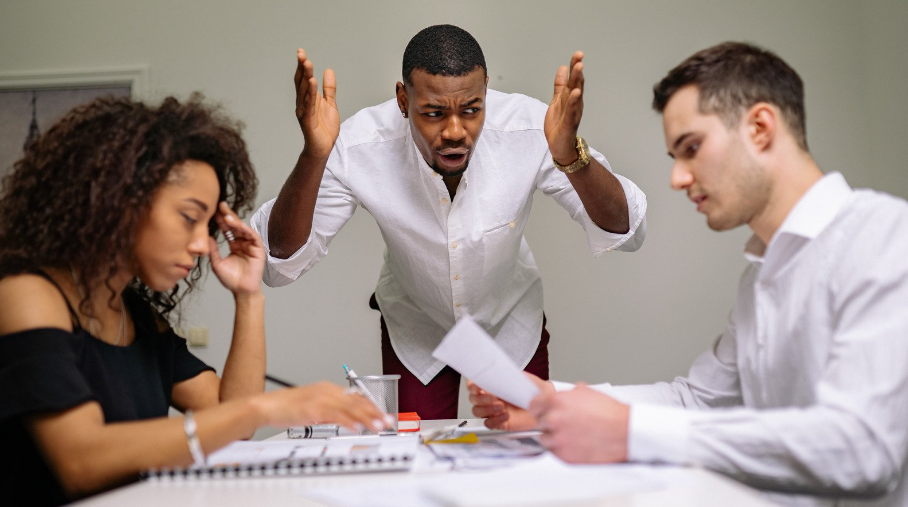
top-left (431, 161), bottom-right (469, 178)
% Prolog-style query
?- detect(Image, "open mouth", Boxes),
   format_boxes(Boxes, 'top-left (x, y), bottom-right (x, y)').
top-left (437, 148), bottom-right (468, 168)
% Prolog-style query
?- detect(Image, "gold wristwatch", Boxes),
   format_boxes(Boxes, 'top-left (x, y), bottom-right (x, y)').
top-left (552, 136), bottom-right (591, 174)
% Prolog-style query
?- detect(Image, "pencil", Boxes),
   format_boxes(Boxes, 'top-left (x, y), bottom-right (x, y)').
top-left (265, 374), bottom-right (295, 388)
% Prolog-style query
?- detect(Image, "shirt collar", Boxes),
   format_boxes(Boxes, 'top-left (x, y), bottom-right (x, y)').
top-left (744, 172), bottom-right (853, 262)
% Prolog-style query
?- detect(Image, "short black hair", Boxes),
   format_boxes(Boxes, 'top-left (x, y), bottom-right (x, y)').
top-left (402, 24), bottom-right (487, 85)
top-left (653, 42), bottom-right (808, 151)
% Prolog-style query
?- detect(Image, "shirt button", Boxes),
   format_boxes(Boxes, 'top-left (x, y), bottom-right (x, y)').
top-left (455, 302), bottom-right (462, 308)
top-left (509, 221), bottom-right (515, 229)
top-left (606, 248), bottom-right (612, 253)
top-left (454, 274), bottom-right (460, 280)
top-left (451, 242), bottom-right (457, 249)
top-left (441, 197), bottom-right (449, 204)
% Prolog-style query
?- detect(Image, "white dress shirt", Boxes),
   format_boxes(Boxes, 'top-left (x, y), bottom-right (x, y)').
top-left (560, 173), bottom-right (908, 506)
top-left (251, 89), bottom-right (647, 384)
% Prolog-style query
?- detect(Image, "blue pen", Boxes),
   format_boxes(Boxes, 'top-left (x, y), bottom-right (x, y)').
top-left (343, 365), bottom-right (397, 431)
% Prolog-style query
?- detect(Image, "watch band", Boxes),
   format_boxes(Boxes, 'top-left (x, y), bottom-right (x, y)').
top-left (552, 136), bottom-right (591, 174)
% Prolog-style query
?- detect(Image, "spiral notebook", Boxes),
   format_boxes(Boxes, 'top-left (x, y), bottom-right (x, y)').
top-left (142, 434), bottom-right (419, 480)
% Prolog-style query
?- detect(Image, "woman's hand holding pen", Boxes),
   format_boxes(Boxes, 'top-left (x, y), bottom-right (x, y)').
top-left (253, 381), bottom-right (393, 433)
top-left (209, 202), bottom-right (266, 296)
top-left (468, 372), bottom-right (554, 431)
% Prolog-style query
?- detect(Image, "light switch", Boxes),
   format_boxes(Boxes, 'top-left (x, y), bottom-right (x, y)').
top-left (188, 327), bottom-right (209, 348)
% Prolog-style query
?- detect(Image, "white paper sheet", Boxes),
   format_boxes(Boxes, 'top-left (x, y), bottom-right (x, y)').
top-left (432, 315), bottom-right (540, 409)
top-left (420, 455), bottom-right (667, 507)
top-left (204, 435), bottom-right (419, 466)
top-left (302, 455), bottom-right (669, 507)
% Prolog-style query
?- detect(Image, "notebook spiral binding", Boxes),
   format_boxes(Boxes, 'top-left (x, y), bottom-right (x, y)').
top-left (142, 453), bottom-right (414, 479)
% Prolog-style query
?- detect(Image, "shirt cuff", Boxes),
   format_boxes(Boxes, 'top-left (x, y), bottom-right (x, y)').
top-left (627, 403), bottom-right (692, 465)
top-left (250, 198), bottom-right (319, 286)
top-left (586, 175), bottom-right (647, 255)
top-left (550, 380), bottom-right (576, 392)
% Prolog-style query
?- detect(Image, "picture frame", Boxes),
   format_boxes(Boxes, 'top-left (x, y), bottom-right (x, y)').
top-left (0, 65), bottom-right (149, 177)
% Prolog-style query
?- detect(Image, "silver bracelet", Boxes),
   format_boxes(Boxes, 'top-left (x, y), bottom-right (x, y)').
top-left (183, 410), bottom-right (206, 466)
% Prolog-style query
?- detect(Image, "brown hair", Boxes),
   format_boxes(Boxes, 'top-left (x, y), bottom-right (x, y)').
top-left (653, 42), bottom-right (808, 151)
top-left (0, 93), bottom-right (258, 316)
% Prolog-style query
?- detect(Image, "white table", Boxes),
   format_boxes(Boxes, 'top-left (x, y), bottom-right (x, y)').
top-left (72, 419), bottom-right (779, 507)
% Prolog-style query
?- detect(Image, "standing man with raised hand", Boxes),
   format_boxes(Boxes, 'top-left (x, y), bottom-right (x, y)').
top-left (251, 25), bottom-right (647, 419)
top-left (470, 42), bottom-right (908, 506)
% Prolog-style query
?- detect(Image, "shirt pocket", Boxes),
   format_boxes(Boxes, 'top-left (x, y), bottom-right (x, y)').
top-left (479, 217), bottom-right (521, 277)
top-left (483, 219), bottom-right (518, 235)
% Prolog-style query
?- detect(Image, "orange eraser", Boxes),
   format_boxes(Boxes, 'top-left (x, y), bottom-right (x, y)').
top-left (397, 412), bottom-right (420, 432)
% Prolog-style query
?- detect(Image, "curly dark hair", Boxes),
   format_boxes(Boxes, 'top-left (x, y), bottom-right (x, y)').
top-left (0, 93), bottom-right (258, 317)
top-left (402, 24), bottom-right (487, 85)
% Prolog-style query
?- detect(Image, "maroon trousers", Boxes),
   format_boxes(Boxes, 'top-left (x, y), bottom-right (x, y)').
top-left (370, 294), bottom-right (550, 420)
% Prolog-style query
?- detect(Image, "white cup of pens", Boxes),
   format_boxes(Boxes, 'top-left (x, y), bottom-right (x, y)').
top-left (344, 364), bottom-right (400, 435)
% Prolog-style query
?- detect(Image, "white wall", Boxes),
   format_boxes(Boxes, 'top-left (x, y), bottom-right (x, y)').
top-left (2, 0), bottom-right (906, 423)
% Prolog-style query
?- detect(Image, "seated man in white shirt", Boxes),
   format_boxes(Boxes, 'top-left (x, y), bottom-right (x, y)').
top-left (251, 25), bottom-right (647, 419)
top-left (470, 41), bottom-right (908, 506)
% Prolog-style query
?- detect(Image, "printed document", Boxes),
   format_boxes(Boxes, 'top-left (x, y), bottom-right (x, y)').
top-left (432, 315), bottom-right (540, 409)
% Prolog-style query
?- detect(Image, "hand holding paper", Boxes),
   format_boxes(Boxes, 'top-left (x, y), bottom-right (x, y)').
top-left (432, 315), bottom-right (540, 409)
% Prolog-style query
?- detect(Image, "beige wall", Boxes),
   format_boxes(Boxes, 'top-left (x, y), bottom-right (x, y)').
top-left (2, 0), bottom-right (906, 423)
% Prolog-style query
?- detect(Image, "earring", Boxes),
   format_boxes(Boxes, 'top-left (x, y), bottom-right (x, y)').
top-left (401, 111), bottom-right (407, 118)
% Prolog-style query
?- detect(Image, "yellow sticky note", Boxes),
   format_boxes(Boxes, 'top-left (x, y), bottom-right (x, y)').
top-left (429, 433), bottom-right (480, 444)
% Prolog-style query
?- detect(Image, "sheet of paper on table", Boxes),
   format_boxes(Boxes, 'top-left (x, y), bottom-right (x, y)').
top-left (301, 454), bottom-right (671, 507)
top-left (431, 315), bottom-right (540, 409)
top-left (428, 431), bottom-right (545, 459)
top-left (204, 435), bottom-right (418, 465)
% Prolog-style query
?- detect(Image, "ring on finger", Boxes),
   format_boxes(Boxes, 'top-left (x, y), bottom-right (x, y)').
top-left (224, 230), bottom-right (236, 243)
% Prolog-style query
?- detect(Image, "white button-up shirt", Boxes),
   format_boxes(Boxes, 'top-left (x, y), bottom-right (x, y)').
top-left (251, 89), bottom-right (647, 384)
top-left (567, 173), bottom-right (908, 506)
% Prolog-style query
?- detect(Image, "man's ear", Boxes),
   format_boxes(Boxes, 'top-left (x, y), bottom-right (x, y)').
top-left (396, 82), bottom-right (408, 118)
top-left (745, 102), bottom-right (777, 152)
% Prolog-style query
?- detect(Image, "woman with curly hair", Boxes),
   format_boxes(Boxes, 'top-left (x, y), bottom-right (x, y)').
top-left (0, 95), bottom-right (389, 505)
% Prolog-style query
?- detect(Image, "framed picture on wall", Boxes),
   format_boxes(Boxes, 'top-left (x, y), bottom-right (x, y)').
top-left (0, 66), bottom-right (148, 179)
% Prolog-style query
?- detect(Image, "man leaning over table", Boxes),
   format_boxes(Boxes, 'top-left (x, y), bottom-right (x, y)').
top-left (470, 42), bottom-right (908, 507)
top-left (251, 25), bottom-right (647, 419)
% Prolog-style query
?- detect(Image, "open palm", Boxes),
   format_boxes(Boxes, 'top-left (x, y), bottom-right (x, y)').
top-left (295, 48), bottom-right (340, 158)
top-left (544, 51), bottom-right (586, 164)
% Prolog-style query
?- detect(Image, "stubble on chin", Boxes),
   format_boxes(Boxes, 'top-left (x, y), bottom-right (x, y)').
top-left (431, 162), bottom-right (469, 178)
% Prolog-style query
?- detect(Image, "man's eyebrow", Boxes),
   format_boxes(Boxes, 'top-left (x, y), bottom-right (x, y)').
top-left (183, 197), bottom-right (210, 212)
top-left (422, 97), bottom-right (484, 110)
top-left (671, 132), bottom-right (695, 154)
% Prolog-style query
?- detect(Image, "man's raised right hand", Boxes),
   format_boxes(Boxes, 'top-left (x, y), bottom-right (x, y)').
top-left (294, 48), bottom-right (340, 159)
